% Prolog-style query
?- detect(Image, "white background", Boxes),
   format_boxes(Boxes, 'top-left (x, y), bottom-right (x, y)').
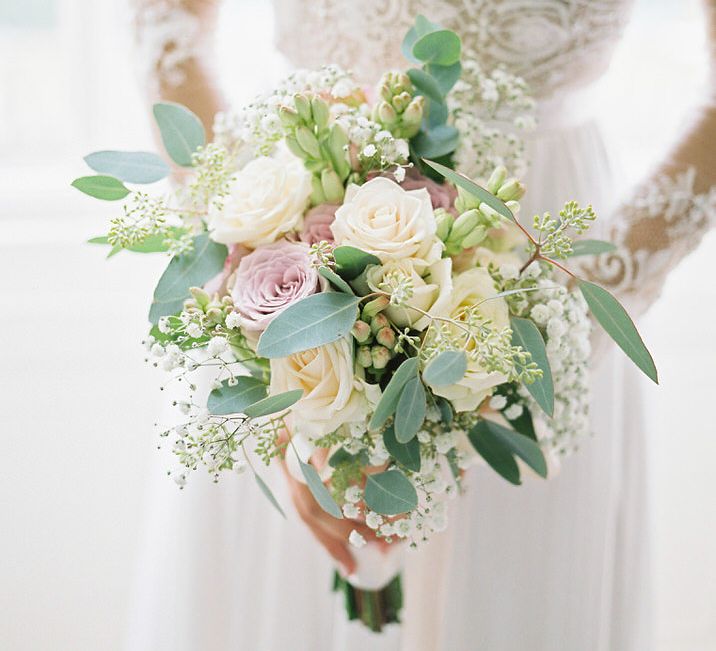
top-left (0, 0), bottom-right (715, 649)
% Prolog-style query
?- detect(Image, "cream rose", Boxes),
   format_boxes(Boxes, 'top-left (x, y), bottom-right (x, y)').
top-left (208, 154), bottom-right (311, 248)
top-left (431, 267), bottom-right (509, 412)
top-left (365, 258), bottom-right (453, 330)
top-left (331, 177), bottom-right (443, 270)
top-left (269, 337), bottom-right (367, 438)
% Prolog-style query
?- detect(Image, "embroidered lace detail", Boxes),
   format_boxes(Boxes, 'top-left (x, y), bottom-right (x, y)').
top-left (586, 168), bottom-right (716, 316)
top-left (274, 0), bottom-right (634, 97)
top-left (132, 0), bottom-right (204, 90)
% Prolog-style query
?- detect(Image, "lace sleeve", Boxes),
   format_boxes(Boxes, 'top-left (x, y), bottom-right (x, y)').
top-left (131, 0), bottom-right (225, 136)
top-left (585, 0), bottom-right (716, 316)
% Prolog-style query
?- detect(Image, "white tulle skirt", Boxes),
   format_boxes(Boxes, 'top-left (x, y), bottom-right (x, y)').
top-left (125, 104), bottom-right (652, 651)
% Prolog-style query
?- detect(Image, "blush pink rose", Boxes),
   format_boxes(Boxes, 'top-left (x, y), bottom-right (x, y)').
top-left (231, 241), bottom-right (322, 331)
top-left (399, 168), bottom-right (457, 214)
top-left (204, 244), bottom-right (248, 296)
top-left (299, 204), bottom-right (338, 245)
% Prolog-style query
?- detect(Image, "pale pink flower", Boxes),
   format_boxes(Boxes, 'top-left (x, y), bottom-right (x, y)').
top-left (299, 204), bottom-right (338, 245)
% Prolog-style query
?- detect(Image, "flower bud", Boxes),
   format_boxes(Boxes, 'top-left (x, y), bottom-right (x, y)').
top-left (448, 209), bottom-right (480, 243)
top-left (321, 168), bottom-right (344, 203)
top-left (293, 93), bottom-right (312, 123)
top-left (461, 225), bottom-right (488, 248)
top-left (285, 135), bottom-right (307, 160)
top-left (455, 186), bottom-right (479, 213)
top-left (278, 106), bottom-right (301, 129)
top-left (370, 312), bottom-right (390, 335)
top-left (486, 166), bottom-right (508, 194)
top-left (357, 345), bottom-right (373, 368)
top-left (376, 101), bottom-right (398, 126)
top-left (392, 91), bottom-right (412, 113)
top-left (296, 126), bottom-right (321, 159)
top-left (310, 175), bottom-right (326, 205)
top-left (311, 97), bottom-right (330, 130)
top-left (402, 96), bottom-right (424, 128)
top-left (435, 209), bottom-right (454, 241)
top-left (496, 178), bottom-right (525, 202)
top-left (371, 345), bottom-right (392, 370)
top-left (351, 320), bottom-right (372, 344)
top-left (189, 286), bottom-right (211, 310)
top-left (362, 295), bottom-right (390, 319)
top-left (206, 307), bottom-right (224, 324)
top-left (505, 200), bottom-right (521, 216)
top-left (375, 326), bottom-right (396, 350)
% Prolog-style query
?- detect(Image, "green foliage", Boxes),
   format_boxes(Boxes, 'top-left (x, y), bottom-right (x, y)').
top-left (243, 389), bottom-right (303, 418)
top-left (256, 293), bottom-right (361, 358)
top-left (510, 317), bottom-right (554, 416)
top-left (422, 350), bottom-right (467, 387)
top-left (579, 280), bottom-right (658, 383)
top-left (84, 150), bottom-right (170, 184)
top-left (468, 419), bottom-right (547, 485)
top-left (406, 68), bottom-right (443, 103)
top-left (394, 377), bottom-right (426, 443)
top-left (318, 266), bottom-right (354, 294)
top-left (71, 175), bottom-right (130, 201)
top-left (207, 377), bottom-right (268, 415)
top-left (383, 425), bottom-right (421, 472)
top-left (253, 471), bottom-right (286, 518)
top-left (152, 102), bottom-right (206, 167)
top-left (569, 239), bottom-right (618, 257)
top-left (300, 460), bottom-right (343, 518)
top-left (369, 357), bottom-right (419, 430)
top-left (533, 202), bottom-right (597, 259)
top-left (364, 469), bottom-right (418, 515)
top-left (333, 246), bottom-right (381, 281)
top-left (148, 233), bottom-right (227, 324)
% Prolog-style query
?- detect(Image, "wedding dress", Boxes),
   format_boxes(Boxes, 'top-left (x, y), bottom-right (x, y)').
top-left (126, 1), bottom-right (716, 650)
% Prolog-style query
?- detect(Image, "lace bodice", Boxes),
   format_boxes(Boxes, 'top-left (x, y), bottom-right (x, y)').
top-left (132, 0), bottom-right (716, 318)
top-left (274, 0), bottom-right (634, 99)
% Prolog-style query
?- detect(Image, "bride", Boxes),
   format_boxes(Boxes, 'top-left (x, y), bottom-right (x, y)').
top-left (126, 2), bottom-right (716, 650)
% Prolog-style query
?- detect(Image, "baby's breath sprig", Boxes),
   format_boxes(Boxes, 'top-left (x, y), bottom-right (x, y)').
top-left (188, 142), bottom-right (237, 210)
top-left (309, 240), bottom-right (335, 268)
top-left (107, 192), bottom-right (170, 248)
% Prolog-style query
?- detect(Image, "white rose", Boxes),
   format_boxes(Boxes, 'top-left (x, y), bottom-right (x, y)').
top-left (208, 154), bottom-right (311, 248)
top-left (269, 337), bottom-right (367, 438)
top-left (331, 177), bottom-right (443, 270)
top-left (431, 267), bottom-right (509, 412)
top-left (365, 258), bottom-right (453, 330)
top-left (452, 246), bottom-right (522, 274)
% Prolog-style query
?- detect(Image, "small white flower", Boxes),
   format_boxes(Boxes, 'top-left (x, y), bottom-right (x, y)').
top-left (349, 529), bottom-right (367, 548)
top-left (504, 403), bottom-right (524, 420)
top-left (499, 263), bottom-right (519, 280)
top-left (434, 431), bottom-right (457, 455)
top-left (489, 394), bottom-right (507, 411)
top-left (225, 311), bottom-right (242, 329)
top-left (362, 144), bottom-right (377, 157)
top-left (186, 322), bottom-right (203, 339)
top-left (393, 166), bottom-right (406, 183)
top-left (207, 336), bottom-right (228, 356)
top-left (344, 485), bottom-right (362, 503)
top-left (343, 503), bottom-right (360, 519)
top-left (417, 430), bottom-right (431, 444)
top-left (366, 511), bottom-right (384, 529)
top-left (547, 299), bottom-right (564, 316)
top-left (178, 401), bottom-right (191, 415)
top-left (150, 343), bottom-right (165, 357)
top-left (395, 519), bottom-right (412, 537)
top-left (530, 304), bottom-right (550, 326)
top-left (547, 317), bottom-right (566, 339)
top-left (158, 317), bottom-right (171, 334)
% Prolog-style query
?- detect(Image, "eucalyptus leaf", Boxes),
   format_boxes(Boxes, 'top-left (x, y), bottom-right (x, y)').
top-left (579, 280), bottom-right (658, 383)
top-left (243, 389), bottom-right (303, 418)
top-left (364, 469), bottom-right (418, 515)
top-left (394, 377), bottom-right (426, 443)
top-left (383, 425), bottom-right (421, 472)
top-left (369, 357), bottom-right (419, 430)
top-left (401, 27), bottom-right (421, 64)
top-left (89, 233), bottom-right (171, 255)
top-left (318, 266), bottom-right (354, 294)
top-left (84, 150), bottom-right (170, 184)
top-left (426, 99), bottom-right (449, 128)
top-left (510, 317), bottom-right (554, 417)
top-left (148, 233), bottom-right (227, 323)
top-left (412, 29), bottom-right (461, 66)
top-left (503, 402), bottom-right (537, 441)
top-left (426, 61), bottom-right (462, 95)
top-left (152, 102), bottom-right (206, 167)
top-left (407, 68), bottom-right (444, 104)
top-left (71, 175), bottom-right (130, 201)
top-left (423, 159), bottom-right (515, 223)
top-left (207, 377), bottom-right (268, 415)
top-left (253, 472), bottom-right (286, 518)
top-left (333, 246), bottom-right (381, 281)
top-left (256, 293), bottom-right (361, 358)
top-left (300, 460), bottom-right (343, 518)
top-left (569, 239), bottom-right (618, 257)
top-left (411, 125), bottom-right (460, 159)
top-left (422, 350), bottom-right (467, 387)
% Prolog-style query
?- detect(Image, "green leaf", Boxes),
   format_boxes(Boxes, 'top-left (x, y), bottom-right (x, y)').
top-left (87, 236), bottom-right (109, 245)
top-left (369, 357), bottom-right (419, 430)
top-left (383, 425), bottom-right (421, 472)
top-left (148, 233), bottom-right (227, 323)
top-left (256, 293), bottom-right (360, 358)
top-left (411, 125), bottom-right (459, 159)
top-left (423, 159), bottom-right (515, 223)
top-left (401, 15), bottom-right (441, 64)
top-left (510, 317), bottom-right (554, 417)
top-left (425, 62), bottom-right (462, 95)
top-left (422, 350), bottom-right (467, 387)
top-left (84, 150), bottom-right (170, 184)
top-left (504, 403), bottom-right (537, 441)
top-left (412, 29), bottom-right (461, 66)
top-left (578, 280), bottom-right (658, 383)
top-left (394, 377), bottom-right (426, 443)
top-left (71, 175), bottom-right (130, 201)
top-left (318, 266), bottom-right (354, 294)
top-left (152, 102), bottom-right (206, 167)
top-left (207, 377), bottom-right (268, 415)
top-left (328, 448), bottom-right (359, 469)
top-left (300, 460), bottom-right (343, 518)
top-left (569, 239), bottom-right (618, 257)
top-left (364, 469), bottom-right (418, 515)
top-left (407, 68), bottom-right (444, 104)
top-left (243, 389), bottom-right (303, 418)
top-left (253, 472), bottom-right (286, 518)
top-left (468, 419), bottom-right (548, 484)
top-left (333, 246), bottom-right (381, 281)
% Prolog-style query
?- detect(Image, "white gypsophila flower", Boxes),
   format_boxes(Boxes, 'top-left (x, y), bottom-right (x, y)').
top-left (393, 166), bottom-right (407, 183)
top-left (530, 303), bottom-right (551, 325)
top-left (417, 430), bottom-right (431, 444)
top-left (499, 263), bottom-right (519, 280)
top-left (366, 511), bottom-right (384, 530)
top-left (150, 342), bottom-right (165, 357)
top-left (434, 431), bottom-right (458, 455)
top-left (489, 394), bottom-right (508, 411)
top-left (342, 503), bottom-right (360, 519)
top-left (207, 336), bottom-right (228, 357)
top-left (504, 403), bottom-right (524, 420)
top-left (344, 485), bottom-right (362, 503)
top-left (348, 529), bottom-right (367, 549)
top-left (158, 317), bottom-right (171, 334)
top-left (186, 322), bottom-right (203, 339)
top-left (225, 311), bottom-right (242, 329)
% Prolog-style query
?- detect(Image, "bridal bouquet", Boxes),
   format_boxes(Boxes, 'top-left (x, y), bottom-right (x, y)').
top-left (72, 16), bottom-right (657, 632)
